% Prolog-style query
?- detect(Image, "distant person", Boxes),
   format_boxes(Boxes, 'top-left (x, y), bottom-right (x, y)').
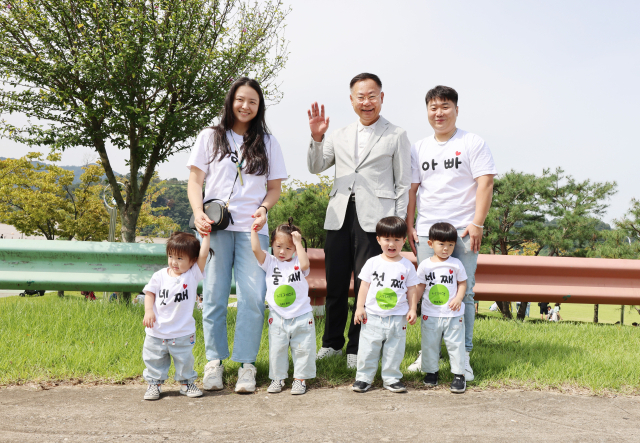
top-left (489, 302), bottom-right (499, 311)
top-left (551, 303), bottom-right (562, 322)
top-left (538, 302), bottom-right (549, 320)
top-left (352, 217), bottom-right (419, 393)
top-left (416, 222), bottom-right (469, 394)
top-left (251, 217), bottom-right (315, 395)
top-left (0, 234), bottom-right (3, 239)
top-left (141, 232), bottom-right (212, 401)
top-left (307, 72), bottom-right (412, 369)
top-left (407, 85), bottom-right (497, 381)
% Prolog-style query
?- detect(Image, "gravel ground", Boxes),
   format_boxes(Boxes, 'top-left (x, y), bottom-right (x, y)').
top-left (1, 384), bottom-right (639, 442)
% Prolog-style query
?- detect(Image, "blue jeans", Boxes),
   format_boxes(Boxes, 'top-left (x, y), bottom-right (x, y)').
top-left (268, 310), bottom-right (316, 380)
top-left (356, 314), bottom-right (407, 385)
top-left (200, 230), bottom-right (269, 363)
top-left (421, 316), bottom-right (465, 375)
top-left (416, 231), bottom-right (478, 352)
top-left (142, 334), bottom-right (198, 384)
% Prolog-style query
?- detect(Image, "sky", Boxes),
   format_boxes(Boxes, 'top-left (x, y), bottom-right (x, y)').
top-left (1, 0), bottom-right (639, 223)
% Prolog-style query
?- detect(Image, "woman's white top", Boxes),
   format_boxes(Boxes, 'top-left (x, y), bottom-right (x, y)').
top-left (187, 128), bottom-right (288, 236)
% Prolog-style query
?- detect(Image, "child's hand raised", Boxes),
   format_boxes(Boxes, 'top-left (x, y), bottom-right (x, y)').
top-left (291, 231), bottom-right (302, 245)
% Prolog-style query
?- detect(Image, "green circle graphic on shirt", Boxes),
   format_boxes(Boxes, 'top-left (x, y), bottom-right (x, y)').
top-left (376, 288), bottom-right (397, 310)
top-left (428, 284), bottom-right (450, 306)
top-left (274, 285), bottom-right (296, 308)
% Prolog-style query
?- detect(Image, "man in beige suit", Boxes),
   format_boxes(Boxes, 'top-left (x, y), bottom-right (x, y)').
top-left (307, 73), bottom-right (412, 368)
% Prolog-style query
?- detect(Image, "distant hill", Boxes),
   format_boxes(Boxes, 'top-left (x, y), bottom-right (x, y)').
top-left (0, 157), bottom-right (123, 184)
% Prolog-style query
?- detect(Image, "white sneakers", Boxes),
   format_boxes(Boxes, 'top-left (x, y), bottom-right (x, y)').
top-left (144, 384), bottom-right (161, 400)
top-left (203, 359), bottom-right (224, 391)
top-left (407, 351), bottom-right (422, 372)
top-left (180, 383), bottom-right (203, 398)
top-left (235, 363), bottom-right (257, 393)
top-left (346, 354), bottom-right (357, 369)
top-left (316, 347), bottom-right (342, 360)
top-left (464, 351), bottom-right (474, 381)
top-left (267, 379), bottom-right (285, 393)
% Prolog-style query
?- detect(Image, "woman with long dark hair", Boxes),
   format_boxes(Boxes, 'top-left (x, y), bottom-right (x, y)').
top-left (187, 77), bottom-right (287, 393)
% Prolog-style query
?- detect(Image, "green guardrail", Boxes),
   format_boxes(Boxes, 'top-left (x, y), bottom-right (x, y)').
top-left (0, 239), bottom-right (235, 294)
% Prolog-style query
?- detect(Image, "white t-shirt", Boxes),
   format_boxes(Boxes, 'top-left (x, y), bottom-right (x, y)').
top-left (143, 264), bottom-right (204, 339)
top-left (186, 128), bottom-right (288, 236)
top-left (411, 129), bottom-right (497, 234)
top-left (416, 256), bottom-right (468, 318)
top-left (259, 253), bottom-right (312, 319)
top-left (358, 255), bottom-right (420, 317)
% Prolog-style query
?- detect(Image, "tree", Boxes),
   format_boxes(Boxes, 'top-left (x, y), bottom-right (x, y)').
top-left (150, 178), bottom-right (191, 232)
top-left (268, 176), bottom-right (332, 249)
top-left (0, 0), bottom-right (289, 242)
top-left (0, 153), bottom-right (75, 239)
top-left (483, 170), bottom-right (549, 255)
top-left (537, 168), bottom-right (617, 257)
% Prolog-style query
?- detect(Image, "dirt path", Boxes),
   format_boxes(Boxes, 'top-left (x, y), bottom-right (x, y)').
top-left (1, 385), bottom-right (639, 442)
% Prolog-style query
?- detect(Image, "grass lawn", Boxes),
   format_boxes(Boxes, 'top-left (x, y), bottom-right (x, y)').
top-left (477, 301), bottom-right (639, 324)
top-left (1, 294), bottom-right (639, 394)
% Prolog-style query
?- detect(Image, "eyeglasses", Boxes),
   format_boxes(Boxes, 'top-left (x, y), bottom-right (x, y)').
top-left (354, 93), bottom-right (381, 104)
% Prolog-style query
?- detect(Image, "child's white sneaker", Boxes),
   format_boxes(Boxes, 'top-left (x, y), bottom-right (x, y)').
top-left (316, 347), bottom-right (342, 360)
top-left (180, 383), bottom-right (203, 398)
top-left (203, 359), bottom-right (224, 391)
top-left (144, 384), bottom-right (162, 400)
top-left (407, 351), bottom-right (422, 372)
top-left (464, 351), bottom-right (475, 381)
top-left (291, 379), bottom-right (307, 395)
top-left (235, 364), bottom-right (257, 393)
top-left (267, 379), bottom-right (285, 393)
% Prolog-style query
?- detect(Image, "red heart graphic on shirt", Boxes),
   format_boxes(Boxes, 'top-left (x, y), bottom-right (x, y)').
top-left (363, 318), bottom-right (367, 324)
top-left (422, 315), bottom-right (428, 321)
top-left (183, 284), bottom-right (187, 289)
top-left (294, 266), bottom-right (299, 271)
top-left (268, 318), bottom-right (273, 325)
top-left (400, 275), bottom-right (404, 280)
top-left (449, 269), bottom-right (453, 274)
top-left (455, 151), bottom-right (461, 156)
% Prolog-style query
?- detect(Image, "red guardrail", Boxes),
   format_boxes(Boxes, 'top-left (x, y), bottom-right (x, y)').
top-left (306, 249), bottom-right (640, 306)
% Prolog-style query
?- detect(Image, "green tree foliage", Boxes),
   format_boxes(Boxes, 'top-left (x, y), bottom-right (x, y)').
top-left (536, 168), bottom-right (617, 257)
top-left (150, 178), bottom-right (191, 232)
top-left (268, 176), bottom-right (331, 249)
top-left (483, 170), bottom-right (549, 255)
top-left (0, 0), bottom-right (289, 242)
top-left (589, 199), bottom-right (640, 259)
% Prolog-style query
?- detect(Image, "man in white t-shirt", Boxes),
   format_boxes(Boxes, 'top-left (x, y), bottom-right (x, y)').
top-left (406, 85), bottom-right (497, 381)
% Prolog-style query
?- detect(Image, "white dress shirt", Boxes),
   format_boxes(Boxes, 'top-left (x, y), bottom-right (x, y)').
top-left (354, 119), bottom-right (378, 165)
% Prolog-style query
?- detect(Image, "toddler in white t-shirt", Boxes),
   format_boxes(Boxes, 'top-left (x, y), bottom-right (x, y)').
top-left (141, 231), bottom-right (213, 401)
top-left (416, 222), bottom-right (468, 394)
top-left (352, 217), bottom-right (421, 394)
top-left (251, 217), bottom-right (315, 395)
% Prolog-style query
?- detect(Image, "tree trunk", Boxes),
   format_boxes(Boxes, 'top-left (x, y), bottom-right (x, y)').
top-left (57, 290), bottom-right (64, 297)
top-left (120, 203), bottom-right (143, 243)
top-left (121, 292), bottom-right (131, 303)
top-left (497, 301), bottom-right (513, 319)
top-left (593, 304), bottom-right (599, 323)
top-left (516, 301), bottom-right (528, 320)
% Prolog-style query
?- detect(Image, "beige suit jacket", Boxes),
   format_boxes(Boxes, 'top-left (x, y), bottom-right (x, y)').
top-left (307, 116), bottom-right (412, 233)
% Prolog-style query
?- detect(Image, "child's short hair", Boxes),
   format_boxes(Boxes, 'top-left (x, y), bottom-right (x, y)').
top-left (428, 222), bottom-right (458, 243)
top-left (270, 217), bottom-right (307, 251)
top-left (166, 231), bottom-right (206, 262)
top-left (376, 216), bottom-right (407, 238)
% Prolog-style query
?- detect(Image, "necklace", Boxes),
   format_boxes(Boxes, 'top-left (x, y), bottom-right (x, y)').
top-left (435, 128), bottom-right (458, 144)
top-left (229, 131), bottom-right (245, 186)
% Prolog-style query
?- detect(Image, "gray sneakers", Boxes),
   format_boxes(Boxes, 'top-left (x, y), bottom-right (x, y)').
top-left (144, 384), bottom-right (162, 400)
top-left (180, 383), bottom-right (203, 398)
top-left (203, 359), bottom-right (224, 391)
top-left (235, 364), bottom-right (257, 393)
top-left (291, 379), bottom-right (307, 395)
top-left (316, 347), bottom-right (342, 360)
top-left (267, 379), bottom-right (285, 393)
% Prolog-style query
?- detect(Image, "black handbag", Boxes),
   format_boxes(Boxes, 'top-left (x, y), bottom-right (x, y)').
top-left (189, 172), bottom-right (238, 232)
